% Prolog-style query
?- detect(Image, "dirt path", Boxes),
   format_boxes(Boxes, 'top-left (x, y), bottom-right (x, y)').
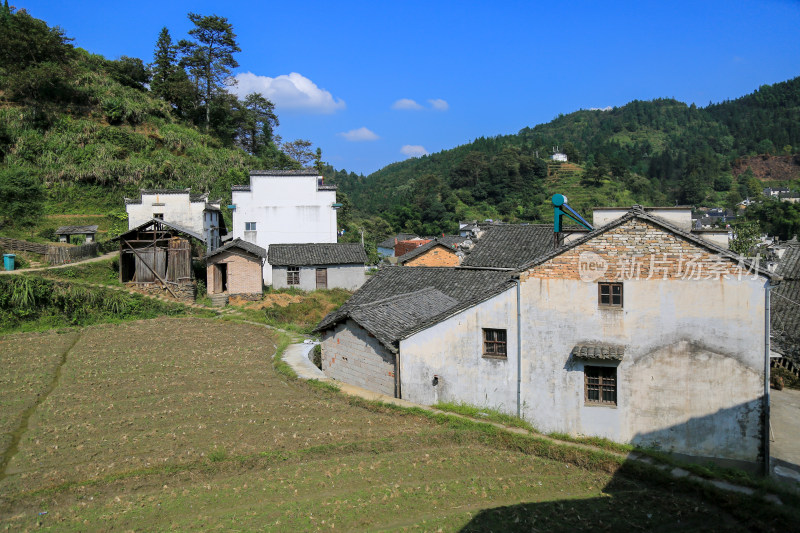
top-left (0, 251), bottom-right (117, 275)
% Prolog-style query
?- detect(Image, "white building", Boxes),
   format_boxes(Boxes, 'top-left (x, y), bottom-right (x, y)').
top-left (124, 189), bottom-right (223, 250)
top-left (551, 152), bottom-right (568, 162)
top-left (231, 170), bottom-right (338, 285)
top-left (317, 207), bottom-right (776, 469)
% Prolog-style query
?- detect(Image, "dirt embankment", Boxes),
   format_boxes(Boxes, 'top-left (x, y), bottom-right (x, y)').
top-left (732, 154), bottom-right (800, 181)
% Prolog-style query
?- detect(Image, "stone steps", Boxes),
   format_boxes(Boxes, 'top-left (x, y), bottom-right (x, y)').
top-left (209, 294), bottom-right (229, 307)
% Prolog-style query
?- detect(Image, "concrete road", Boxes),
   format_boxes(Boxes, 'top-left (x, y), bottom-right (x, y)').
top-left (770, 387), bottom-right (800, 484)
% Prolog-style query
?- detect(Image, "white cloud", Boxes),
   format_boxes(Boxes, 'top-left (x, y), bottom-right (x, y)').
top-left (338, 127), bottom-right (379, 142)
top-left (231, 72), bottom-right (345, 114)
top-left (428, 98), bottom-right (449, 111)
top-left (401, 145), bottom-right (428, 158)
top-left (392, 98), bottom-right (423, 110)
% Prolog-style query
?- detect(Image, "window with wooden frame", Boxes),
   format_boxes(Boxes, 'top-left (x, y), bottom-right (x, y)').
top-left (483, 328), bottom-right (507, 358)
top-left (153, 213), bottom-right (164, 220)
top-left (598, 282), bottom-right (623, 307)
top-left (287, 266), bottom-right (300, 285)
top-left (585, 366), bottom-right (617, 405)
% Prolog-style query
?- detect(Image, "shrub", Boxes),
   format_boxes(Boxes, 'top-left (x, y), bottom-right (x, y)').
top-left (312, 344), bottom-right (322, 369)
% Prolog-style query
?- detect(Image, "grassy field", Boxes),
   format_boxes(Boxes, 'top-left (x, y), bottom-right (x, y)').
top-left (0, 318), bottom-right (792, 530)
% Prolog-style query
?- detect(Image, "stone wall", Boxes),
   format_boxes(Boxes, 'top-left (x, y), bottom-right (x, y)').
top-left (126, 281), bottom-right (196, 303)
top-left (322, 319), bottom-right (396, 396)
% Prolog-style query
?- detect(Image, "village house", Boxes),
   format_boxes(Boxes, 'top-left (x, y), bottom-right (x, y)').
top-left (231, 170), bottom-right (338, 285)
top-left (124, 189), bottom-right (224, 251)
top-left (206, 238), bottom-right (266, 301)
top-left (55, 225), bottom-right (98, 244)
top-left (316, 206), bottom-right (776, 469)
top-left (377, 233), bottom-right (419, 258)
top-left (397, 235), bottom-right (471, 267)
top-left (269, 243), bottom-right (367, 291)
top-left (113, 218), bottom-right (203, 302)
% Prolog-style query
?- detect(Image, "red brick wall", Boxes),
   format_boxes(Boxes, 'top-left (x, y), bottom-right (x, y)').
top-left (405, 246), bottom-right (460, 267)
top-left (395, 239), bottom-right (431, 257)
top-left (207, 250), bottom-right (263, 295)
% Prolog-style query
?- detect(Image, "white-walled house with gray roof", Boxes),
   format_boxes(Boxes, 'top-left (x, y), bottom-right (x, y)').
top-left (269, 243), bottom-right (367, 291)
top-left (231, 170), bottom-right (338, 285)
top-left (316, 207), bottom-right (778, 470)
top-left (124, 189), bottom-right (224, 250)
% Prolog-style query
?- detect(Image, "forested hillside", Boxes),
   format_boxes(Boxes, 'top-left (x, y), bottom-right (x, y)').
top-left (329, 78), bottom-right (800, 235)
top-left (0, 5), bottom-right (299, 228)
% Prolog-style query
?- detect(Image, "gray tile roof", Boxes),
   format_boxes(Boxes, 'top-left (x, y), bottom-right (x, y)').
top-left (347, 288), bottom-right (459, 350)
top-left (55, 225), bottom-right (98, 235)
top-left (231, 185), bottom-right (251, 192)
top-left (113, 218), bottom-right (204, 242)
top-left (571, 344), bottom-right (625, 361)
top-left (397, 239), bottom-right (458, 264)
top-left (461, 224), bottom-right (554, 268)
top-left (250, 169), bottom-right (318, 176)
top-left (206, 238), bottom-right (267, 259)
top-left (378, 233), bottom-right (419, 249)
top-left (268, 243), bottom-right (367, 266)
top-left (124, 189), bottom-right (209, 205)
top-left (315, 266), bottom-right (517, 351)
top-left (772, 240), bottom-right (800, 361)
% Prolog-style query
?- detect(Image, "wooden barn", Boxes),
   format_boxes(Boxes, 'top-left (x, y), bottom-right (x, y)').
top-left (113, 219), bottom-right (204, 302)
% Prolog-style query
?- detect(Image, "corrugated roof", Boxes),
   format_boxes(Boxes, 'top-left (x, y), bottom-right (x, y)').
top-left (268, 243), bottom-right (367, 266)
top-left (206, 238), bottom-right (266, 259)
top-left (461, 224), bottom-right (554, 268)
top-left (55, 225), bottom-right (98, 235)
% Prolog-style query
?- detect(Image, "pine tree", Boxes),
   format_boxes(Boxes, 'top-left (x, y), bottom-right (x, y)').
top-left (150, 27), bottom-right (176, 100)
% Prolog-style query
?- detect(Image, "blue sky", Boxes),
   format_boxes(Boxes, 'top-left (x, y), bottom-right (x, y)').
top-left (19, 0), bottom-right (800, 175)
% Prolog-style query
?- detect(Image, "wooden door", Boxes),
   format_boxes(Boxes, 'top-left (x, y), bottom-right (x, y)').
top-left (316, 268), bottom-right (327, 289)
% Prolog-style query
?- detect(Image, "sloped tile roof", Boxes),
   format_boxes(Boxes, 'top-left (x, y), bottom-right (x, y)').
top-left (250, 169), bottom-right (319, 176)
top-left (55, 225), bottom-right (98, 235)
top-left (571, 344), bottom-right (625, 361)
top-left (461, 224), bottom-right (554, 268)
top-left (348, 288), bottom-right (459, 350)
top-left (268, 243), bottom-right (367, 266)
top-left (113, 218), bottom-right (204, 242)
top-left (378, 233), bottom-right (419, 248)
top-left (206, 238), bottom-right (266, 259)
top-left (315, 266), bottom-right (516, 350)
top-left (771, 240), bottom-right (800, 361)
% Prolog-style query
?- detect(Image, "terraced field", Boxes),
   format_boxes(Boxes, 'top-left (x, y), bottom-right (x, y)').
top-left (0, 319), bottom-right (789, 530)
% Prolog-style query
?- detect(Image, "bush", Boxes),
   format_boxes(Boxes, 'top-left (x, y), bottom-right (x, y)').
top-left (312, 344), bottom-right (322, 369)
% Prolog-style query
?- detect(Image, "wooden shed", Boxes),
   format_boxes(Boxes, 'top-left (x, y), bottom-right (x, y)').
top-left (113, 219), bottom-right (204, 302)
top-left (205, 238), bottom-right (266, 300)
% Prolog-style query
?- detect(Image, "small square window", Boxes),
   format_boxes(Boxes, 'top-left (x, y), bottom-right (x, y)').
top-left (598, 282), bottom-right (623, 307)
top-left (287, 266), bottom-right (299, 285)
top-left (245, 222), bottom-right (257, 231)
top-left (585, 366), bottom-right (617, 405)
top-left (483, 328), bottom-right (507, 358)
top-left (153, 213), bottom-right (164, 220)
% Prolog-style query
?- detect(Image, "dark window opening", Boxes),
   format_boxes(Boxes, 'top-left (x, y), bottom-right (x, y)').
top-left (483, 328), bottom-right (507, 357)
top-left (598, 282), bottom-right (623, 307)
top-left (585, 366), bottom-right (617, 405)
top-left (287, 266), bottom-right (299, 285)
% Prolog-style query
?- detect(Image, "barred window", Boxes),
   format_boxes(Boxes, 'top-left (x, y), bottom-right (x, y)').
top-left (585, 366), bottom-right (617, 405)
top-left (598, 282), bottom-right (623, 307)
top-left (287, 266), bottom-right (300, 285)
top-left (483, 328), bottom-right (507, 358)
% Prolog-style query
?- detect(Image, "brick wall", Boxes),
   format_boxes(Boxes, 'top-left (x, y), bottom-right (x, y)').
top-left (207, 250), bottom-right (263, 296)
top-left (395, 239), bottom-right (431, 257)
top-left (405, 246), bottom-right (460, 267)
top-left (523, 219), bottom-right (754, 282)
top-left (322, 319), bottom-right (396, 396)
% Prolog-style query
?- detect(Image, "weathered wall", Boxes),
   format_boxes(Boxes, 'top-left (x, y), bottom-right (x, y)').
top-left (272, 264), bottom-right (365, 291)
top-left (231, 174), bottom-right (337, 285)
top-left (127, 193), bottom-right (205, 235)
top-left (322, 319), bottom-right (396, 396)
top-left (404, 247), bottom-right (460, 267)
top-left (396, 218), bottom-right (766, 463)
top-left (517, 218), bottom-right (766, 462)
top-left (399, 289), bottom-right (519, 410)
top-left (206, 249), bottom-right (263, 296)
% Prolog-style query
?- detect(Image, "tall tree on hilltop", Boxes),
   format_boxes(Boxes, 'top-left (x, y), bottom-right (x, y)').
top-left (150, 28), bottom-right (177, 99)
top-left (236, 92), bottom-right (278, 156)
top-left (178, 13), bottom-right (240, 129)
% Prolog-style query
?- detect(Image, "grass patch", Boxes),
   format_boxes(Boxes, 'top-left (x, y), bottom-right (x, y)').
top-left (37, 257), bottom-right (122, 287)
top-left (548, 432), bottom-right (634, 455)
top-left (434, 401), bottom-right (536, 432)
top-left (228, 288), bottom-right (352, 334)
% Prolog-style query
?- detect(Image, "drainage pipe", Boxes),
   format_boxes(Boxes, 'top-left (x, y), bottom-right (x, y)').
top-left (763, 281), bottom-right (773, 476)
top-left (516, 277), bottom-right (522, 418)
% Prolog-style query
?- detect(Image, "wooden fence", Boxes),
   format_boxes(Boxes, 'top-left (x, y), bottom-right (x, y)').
top-left (0, 238), bottom-right (99, 266)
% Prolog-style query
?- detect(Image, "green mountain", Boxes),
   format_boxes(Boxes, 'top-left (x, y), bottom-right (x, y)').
top-left (329, 78), bottom-right (800, 235)
top-left (0, 6), bottom-right (294, 227)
